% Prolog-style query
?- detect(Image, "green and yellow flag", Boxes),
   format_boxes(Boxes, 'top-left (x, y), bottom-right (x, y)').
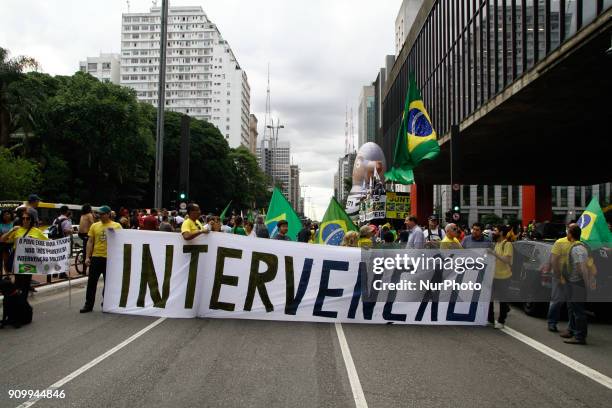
top-left (385, 73), bottom-right (439, 184)
top-left (577, 197), bottom-right (612, 249)
top-left (316, 197), bottom-right (359, 245)
top-left (265, 188), bottom-right (302, 240)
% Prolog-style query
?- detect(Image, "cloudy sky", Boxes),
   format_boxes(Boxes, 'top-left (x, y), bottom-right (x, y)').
top-left (0, 0), bottom-right (401, 219)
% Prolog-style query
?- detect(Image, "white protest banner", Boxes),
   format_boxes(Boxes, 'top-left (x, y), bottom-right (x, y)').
top-left (13, 237), bottom-right (71, 275)
top-left (103, 230), bottom-right (494, 325)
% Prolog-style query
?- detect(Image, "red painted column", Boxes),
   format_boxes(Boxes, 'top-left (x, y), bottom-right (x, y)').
top-left (410, 184), bottom-right (434, 224)
top-left (522, 185), bottom-right (552, 226)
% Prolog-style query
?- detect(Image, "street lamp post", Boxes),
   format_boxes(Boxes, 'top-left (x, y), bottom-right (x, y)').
top-left (154, 0), bottom-right (169, 209)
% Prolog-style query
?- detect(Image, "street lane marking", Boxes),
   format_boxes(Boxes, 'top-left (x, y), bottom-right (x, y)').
top-left (335, 323), bottom-right (368, 408)
top-left (15, 317), bottom-right (167, 408)
top-left (502, 325), bottom-right (612, 390)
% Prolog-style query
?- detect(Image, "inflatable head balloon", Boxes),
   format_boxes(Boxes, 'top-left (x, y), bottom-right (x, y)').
top-left (345, 142), bottom-right (386, 216)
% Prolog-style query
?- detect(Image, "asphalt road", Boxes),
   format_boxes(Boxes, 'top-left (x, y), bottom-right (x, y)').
top-left (1, 283), bottom-right (612, 408)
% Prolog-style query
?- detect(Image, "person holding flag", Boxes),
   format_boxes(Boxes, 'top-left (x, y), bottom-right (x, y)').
top-left (265, 188), bottom-right (302, 241)
top-left (385, 72), bottom-right (439, 184)
top-left (315, 197), bottom-right (359, 245)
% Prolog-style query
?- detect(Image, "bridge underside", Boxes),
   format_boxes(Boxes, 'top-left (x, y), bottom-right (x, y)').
top-left (415, 16), bottom-right (612, 186)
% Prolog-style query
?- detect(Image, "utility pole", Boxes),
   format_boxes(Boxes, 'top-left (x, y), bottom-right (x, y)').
top-left (154, 0), bottom-right (169, 209)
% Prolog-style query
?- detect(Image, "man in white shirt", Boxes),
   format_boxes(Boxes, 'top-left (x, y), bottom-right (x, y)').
top-left (405, 215), bottom-right (425, 249)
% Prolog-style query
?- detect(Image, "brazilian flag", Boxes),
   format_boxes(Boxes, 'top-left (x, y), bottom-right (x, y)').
top-left (265, 187), bottom-right (302, 240)
top-left (577, 197), bottom-right (612, 249)
top-left (385, 72), bottom-right (439, 184)
top-left (316, 197), bottom-right (359, 245)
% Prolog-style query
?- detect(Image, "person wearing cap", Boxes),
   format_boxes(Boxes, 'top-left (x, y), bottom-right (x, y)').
top-left (15, 194), bottom-right (41, 226)
top-left (80, 205), bottom-right (121, 313)
top-left (423, 214), bottom-right (445, 244)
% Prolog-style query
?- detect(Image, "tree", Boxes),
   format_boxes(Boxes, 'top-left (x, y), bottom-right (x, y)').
top-left (38, 72), bottom-right (155, 206)
top-left (0, 47), bottom-right (38, 146)
top-left (228, 146), bottom-right (270, 210)
top-left (0, 147), bottom-right (40, 199)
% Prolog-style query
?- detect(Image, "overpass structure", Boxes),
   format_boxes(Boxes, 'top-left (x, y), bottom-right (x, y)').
top-left (381, 0), bottom-right (612, 223)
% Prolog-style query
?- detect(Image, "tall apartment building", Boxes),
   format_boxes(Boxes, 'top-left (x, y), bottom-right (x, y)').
top-left (248, 114), bottom-right (258, 155)
top-left (120, 6), bottom-right (250, 149)
top-left (79, 53), bottom-right (121, 84)
top-left (394, 0), bottom-right (423, 56)
top-left (334, 152), bottom-right (356, 204)
top-left (289, 164), bottom-right (301, 212)
top-left (256, 139), bottom-right (292, 201)
top-left (357, 86), bottom-right (375, 149)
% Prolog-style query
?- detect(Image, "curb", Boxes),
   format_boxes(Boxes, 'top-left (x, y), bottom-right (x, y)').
top-left (35, 277), bottom-right (89, 294)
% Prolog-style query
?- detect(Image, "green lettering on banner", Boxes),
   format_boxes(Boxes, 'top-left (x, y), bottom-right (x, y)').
top-left (182, 245), bottom-right (208, 309)
top-left (137, 244), bottom-right (174, 308)
top-left (210, 247), bottom-right (242, 311)
top-left (119, 244), bottom-right (132, 307)
top-left (243, 252), bottom-right (278, 312)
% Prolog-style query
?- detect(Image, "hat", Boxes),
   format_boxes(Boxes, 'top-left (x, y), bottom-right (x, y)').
top-left (28, 194), bottom-right (41, 202)
top-left (428, 214), bottom-right (439, 221)
top-left (98, 205), bottom-right (112, 214)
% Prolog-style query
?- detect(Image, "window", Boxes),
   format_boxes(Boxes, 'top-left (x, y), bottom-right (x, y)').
top-left (511, 186), bottom-right (520, 207)
top-left (487, 185), bottom-right (495, 206)
top-left (87, 63), bottom-right (97, 71)
top-left (575, 186), bottom-right (583, 207)
top-left (501, 186), bottom-right (509, 207)
top-left (477, 185), bottom-right (484, 206)
top-left (102, 62), bottom-right (111, 70)
top-left (462, 185), bottom-right (470, 207)
top-left (559, 186), bottom-right (568, 207)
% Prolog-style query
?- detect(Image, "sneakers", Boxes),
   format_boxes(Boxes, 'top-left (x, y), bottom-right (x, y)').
top-left (79, 307), bottom-right (93, 313)
top-left (548, 324), bottom-right (558, 332)
top-left (494, 321), bottom-right (505, 329)
top-left (563, 338), bottom-right (586, 345)
top-left (559, 330), bottom-right (573, 338)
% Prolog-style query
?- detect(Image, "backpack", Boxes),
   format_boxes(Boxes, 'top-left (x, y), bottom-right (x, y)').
top-left (48, 216), bottom-right (66, 239)
top-left (564, 241), bottom-right (598, 289)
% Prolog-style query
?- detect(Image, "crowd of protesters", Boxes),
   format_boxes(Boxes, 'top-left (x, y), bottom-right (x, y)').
top-left (1, 195), bottom-right (608, 345)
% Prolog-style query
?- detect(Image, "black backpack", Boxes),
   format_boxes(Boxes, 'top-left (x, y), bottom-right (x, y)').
top-left (48, 216), bottom-right (66, 239)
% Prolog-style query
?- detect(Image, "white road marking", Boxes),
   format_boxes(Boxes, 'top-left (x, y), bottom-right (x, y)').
top-left (15, 317), bottom-right (167, 408)
top-left (502, 325), bottom-right (612, 390)
top-left (334, 323), bottom-right (368, 408)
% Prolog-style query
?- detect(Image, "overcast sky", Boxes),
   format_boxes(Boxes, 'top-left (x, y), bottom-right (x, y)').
top-left (0, 0), bottom-right (401, 219)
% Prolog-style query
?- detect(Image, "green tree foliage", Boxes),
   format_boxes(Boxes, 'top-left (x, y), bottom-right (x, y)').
top-left (1, 47), bottom-right (271, 211)
top-left (37, 72), bottom-right (155, 207)
top-left (0, 147), bottom-right (40, 199)
top-left (0, 47), bottom-right (39, 146)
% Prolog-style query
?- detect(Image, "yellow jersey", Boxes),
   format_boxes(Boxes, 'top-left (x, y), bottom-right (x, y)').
top-left (88, 221), bottom-right (122, 258)
top-left (440, 236), bottom-right (462, 249)
top-left (4, 227), bottom-right (48, 249)
top-left (494, 240), bottom-right (513, 279)
top-left (181, 218), bottom-right (204, 234)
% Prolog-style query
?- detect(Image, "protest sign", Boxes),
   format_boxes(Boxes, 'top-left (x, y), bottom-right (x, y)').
top-left (13, 237), bottom-right (71, 275)
top-left (103, 230), bottom-right (494, 325)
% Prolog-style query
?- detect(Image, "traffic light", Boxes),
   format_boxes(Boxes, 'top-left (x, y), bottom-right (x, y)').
top-left (451, 186), bottom-right (461, 223)
top-left (445, 210), bottom-right (452, 223)
top-left (179, 192), bottom-right (187, 200)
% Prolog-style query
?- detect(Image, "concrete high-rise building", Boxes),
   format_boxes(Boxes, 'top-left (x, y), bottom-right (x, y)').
top-left (79, 53), bottom-right (121, 84)
top-left (248, 114), bottom-right (258, 155)
top-left (120, 6), bottom-right (250, 149)
top-left (256, 139), bottom-right (291, 200)
top-left (358, 86), bottom-right (375, 149)
top-left (289, 164), bottom-right (301, 210)
top-left (334, 152), bottom-right (356, 204)
top-left (394, 0), bottom-right (423, 56)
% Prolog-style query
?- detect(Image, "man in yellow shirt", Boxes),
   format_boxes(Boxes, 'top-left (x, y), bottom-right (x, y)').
top-left (488, 225), bottom-right (513, 328)
top-left (80, 206), bottom-right (121, 313)
top-left (181, 203), bottom-right (209, 241)
top-left (440, 223), bottom-right (463, 249)
top-left (547, 223), bottom-right (577, 332)
top-left (0, 207), bottom-right (47, 301)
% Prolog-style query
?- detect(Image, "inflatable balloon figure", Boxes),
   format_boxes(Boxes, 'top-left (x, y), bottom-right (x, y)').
top-left (345, 142), bottom-right (386, 217)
